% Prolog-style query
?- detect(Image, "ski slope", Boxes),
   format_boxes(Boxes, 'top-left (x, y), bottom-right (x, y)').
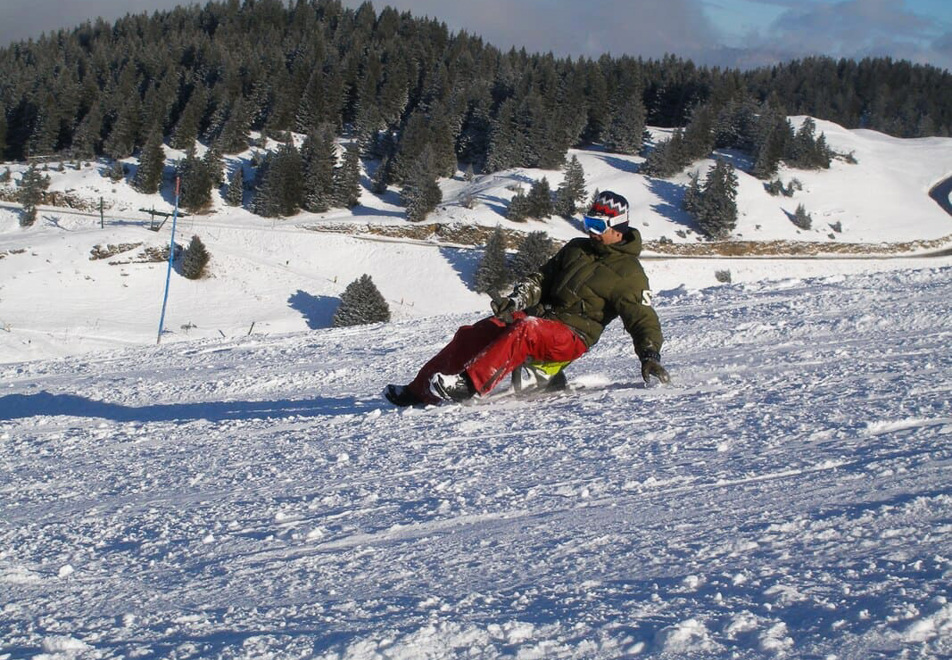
top-left (2, 264), bottom-right (950, 659)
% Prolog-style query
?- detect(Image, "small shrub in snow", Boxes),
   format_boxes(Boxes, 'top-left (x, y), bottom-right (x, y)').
top-left (333, 274), bottom-right (391, 327)
top-left (791, 204), bottom-right (812, 230)
top-left (182, 235), bottom-right (210, 280)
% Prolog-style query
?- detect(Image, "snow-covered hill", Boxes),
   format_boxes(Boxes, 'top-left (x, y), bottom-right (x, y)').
top-left (1, 119), bottom-right (950, 365)
top-left (1, 118), bottom-right (951, 658)
top-left (1, 264), bottom-right (950, 659)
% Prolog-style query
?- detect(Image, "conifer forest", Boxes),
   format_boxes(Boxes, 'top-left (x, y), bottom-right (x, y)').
top-left (1, 0), bottom-right (949, 221)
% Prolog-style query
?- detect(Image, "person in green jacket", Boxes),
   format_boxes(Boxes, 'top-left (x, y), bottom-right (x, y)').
top-left (385, 190), bottom-right (669, 406)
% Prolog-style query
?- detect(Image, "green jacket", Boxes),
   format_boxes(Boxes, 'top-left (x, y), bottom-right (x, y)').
top-left (516, 229), bottom-right (664, 359)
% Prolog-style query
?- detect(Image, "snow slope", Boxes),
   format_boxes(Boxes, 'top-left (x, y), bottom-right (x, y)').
top-left (1, 265), bottom-right (950, 659)
top-left (0, 119), bottom-right (951, 658)
top-left (0, 119), bottom-right (950, 365)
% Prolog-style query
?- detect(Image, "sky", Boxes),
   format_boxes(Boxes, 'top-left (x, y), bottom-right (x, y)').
top-left (0, 0), bottom-right (949, 72)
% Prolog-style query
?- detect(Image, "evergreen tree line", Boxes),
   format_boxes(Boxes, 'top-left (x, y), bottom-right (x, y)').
top-left (0, 0), bottom-right (947, 179)
top-left (642, 102), bottom-right (834, 180)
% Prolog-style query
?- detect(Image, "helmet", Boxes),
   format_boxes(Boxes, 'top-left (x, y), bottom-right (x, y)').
top-left (586, 191), bottom-right (630, 233)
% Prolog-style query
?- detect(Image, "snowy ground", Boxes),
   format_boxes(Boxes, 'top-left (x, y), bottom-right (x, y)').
top-left (1, 119), bottom-right (951, 658)
top-left (1, 264), bottom-right (950, 659)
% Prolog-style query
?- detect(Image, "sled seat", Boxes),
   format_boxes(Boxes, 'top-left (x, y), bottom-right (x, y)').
top-left (511, 359), bottom-right (571, 394)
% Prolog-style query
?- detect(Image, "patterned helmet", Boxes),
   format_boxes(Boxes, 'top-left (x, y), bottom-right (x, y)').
top-left (587, 191), bottom-right (630, 232)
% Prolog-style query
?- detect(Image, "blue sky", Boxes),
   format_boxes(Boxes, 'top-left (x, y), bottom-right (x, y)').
top-left (0, 0), bottom-right (949, 71)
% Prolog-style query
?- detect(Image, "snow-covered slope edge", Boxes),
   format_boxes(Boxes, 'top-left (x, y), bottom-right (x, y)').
top-left (1, 265), bottom-right (950, 659)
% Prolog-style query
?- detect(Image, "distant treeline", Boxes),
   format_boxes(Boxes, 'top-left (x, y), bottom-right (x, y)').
top-left (0, 0), bottom-right (949, 171)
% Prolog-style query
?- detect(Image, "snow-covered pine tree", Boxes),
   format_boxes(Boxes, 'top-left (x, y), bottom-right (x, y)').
top-left (474, 226), bottom-right (510, 296)
top-left (215, 98), bottom-right (252, 154)
top-left (400, 145), bottom-right (442, 222)
top-left (70, 102), bottom-right (104, 160)
top-left (603, 96), bottom-right (647, 155)
top-left (333, 144), bottom-right (361, 208)
top-left (178, 146), bottom-right (214, 214)
top-left (170, 87), bottom-right (207, 151)
top-left (302, 127), bottom-right (337, 213)
top-left (332, 274), bottom-right (391, 327)
top-left (253, 140), bottom-right (304, 217)
top-left (133, 126), bottom-right (165, 194)
top-left (181, 235), bottom-right (210, 279)
top-left (370, 155), bottom-right (392, 195)
top-left (224, 166), bottom-right (244, 207)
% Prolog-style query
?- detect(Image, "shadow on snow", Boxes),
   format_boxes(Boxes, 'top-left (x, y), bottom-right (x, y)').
top-left (0, 390), bottom-right (383, 423)
top-left (288, 289), bottom-right (338, 329)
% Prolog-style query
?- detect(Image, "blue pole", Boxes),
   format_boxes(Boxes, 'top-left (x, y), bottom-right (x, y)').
top-left (156, 177), bottom-right (181, 345)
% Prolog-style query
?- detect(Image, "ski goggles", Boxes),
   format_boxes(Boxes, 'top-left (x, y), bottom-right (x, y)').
top-left (583, 215), bottom-right (613, 234)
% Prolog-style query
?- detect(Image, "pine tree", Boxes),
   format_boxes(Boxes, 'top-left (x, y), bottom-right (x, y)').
top-left (70, 103), bottom-right (104, 159)
top-left (751, 108), bottom-right (791, 179)
top-left (370, 154), bottom-right (392, 195)
top-left (181, 235), bottom-right (210, 279)
top-left (486, 98), bottom-right (520, 172)
top-left (400, 145), bottom-right (442, 222)
top-left (216, 98), bottom-right (252, 154)
top-left (603, 96), bottom-right (647, 155)
top-left (255, 140), bottom-right (304, 217)
top-left (526, 177), bottom-right (554, 219)
top-left (554, 155), bottom-right (586, 216)
top-left (224, 166), bottom-right (244, 207)
top-left (510, 231), bottom-right (556, 281)
top-left (695, 159), bottom-right (739, 240)
top-left (507, 191), bottom-right (531, 222)
top-left (0, 109), bottom-right (7, 159)
top-left (301, 128), bottom-right (337, 212)
top-left (333, 144), bottom-right (361, 208)
top-left (178, 146), bottom-right (214, 214)
top-left (641, 128), bottom-right (686, 178)
top-left (103, 95), bottom-right (142, 160)
top-left (791, 203), bottom-right (812, 230)
top-left (170, 86), bottom-right (207, 150)
top-left (26, 98), bottom-right (59, 158)
top-left (681, 104), bottom-right (716, 162)
top-left (332, 274), bottom-right (391, 327)
top-left (474, 226), bottom-right (510, 296)
top-left (133, 126), bottom-right (166, 194)
top-left (681, 170), bottom-right (702, 216)
top-left (203, 147), bottom-right (224, 188)
top-left (18, 164), bottom-right (50, 227)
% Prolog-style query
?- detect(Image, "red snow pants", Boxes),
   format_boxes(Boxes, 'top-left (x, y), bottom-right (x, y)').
top-left (407, 311), bottom-right (588, 404)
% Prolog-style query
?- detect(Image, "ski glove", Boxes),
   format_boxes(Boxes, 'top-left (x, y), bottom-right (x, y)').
top-left (640, 350), bottom-right (670, 385)
top-left (491, 295), bottom-right (518, 324)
